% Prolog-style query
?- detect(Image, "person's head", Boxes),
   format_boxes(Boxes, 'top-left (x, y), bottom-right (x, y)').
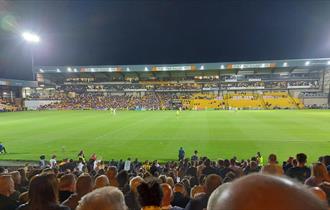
top-left (129, 176), bottom-right (144, 193)
top-left (0, 175), bottom-right (15, 197)
top-left (204, 159), bottom-right (211, 167)
top-left (194, 150), bottom-right (198, 155)
top-left (173, 182), bottom-right (186, 196)
top-left (322, 155), bottom-right (330, 167)
top-left (40, 155), bottom-right (45, 160)
top-left (296, 153), bottom-right (307, 166)
top-left (18, 168), bottom-right (27, 182)
top-left (166, 177), bottom-right (174, 189)
top-left (204, 174), bottom-right (222, 195)
top-left (76, 174), bottom-right (93, 197)
top-left (311, 163), bottom-right (328, 180)
top-left (28, 173), bottom-right (59, 209)
top-left (117, 170), bottom-right (129, 187)
top-left (224, 159), bottom-right (230, 168)
top-left (59, 174), bottom-right (76, 192)
top-left (94, 175), bottom-right (110, 189)
top-left (51, 155), bottom-right (56, 159)
top-left (161, 183), bottom-right (173, 207)
top-left (10, 171), bottom-right (21, 186)
top-left (137, 180), bottom-right (163, 208)
top-left (268, 154), bottom-right (277, 163)
top-left (106, 166), bottom-right (117, 179)
top-left (209, 173), bottom-right (328, 210)
top-left (76, 186), bottom-right (127, 210)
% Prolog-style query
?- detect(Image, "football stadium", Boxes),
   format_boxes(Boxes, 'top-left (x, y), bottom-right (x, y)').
top-left (1, 1), bottom-right (330, 210)
top-left (1, 58), bottom-right (330, 163)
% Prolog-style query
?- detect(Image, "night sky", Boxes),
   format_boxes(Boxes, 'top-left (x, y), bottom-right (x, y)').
top-left (0, 0), bottom-right (330, 80)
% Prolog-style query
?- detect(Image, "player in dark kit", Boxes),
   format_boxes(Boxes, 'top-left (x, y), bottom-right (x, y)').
top-left (178, 147), bottom-right (185, 161)
top-left (0, 143), bottom-right (7, 154)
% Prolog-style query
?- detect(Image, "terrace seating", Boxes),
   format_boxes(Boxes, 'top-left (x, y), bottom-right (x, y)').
top-left (225, 93), bottom-right (264, 109)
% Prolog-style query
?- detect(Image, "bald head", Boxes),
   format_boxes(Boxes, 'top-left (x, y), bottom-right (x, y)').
top-left (161, 183), bottom-right (173, 207)
top-left (0, 175), bottom-right (15, 197)
top-left (204, 174), bottom-right (222, 195)
top-left (209, 174), bottom-right (327, 210)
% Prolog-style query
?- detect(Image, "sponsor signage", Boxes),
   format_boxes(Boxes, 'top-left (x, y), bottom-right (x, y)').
top-left (227, 63), bottom-right (276, 69)
top-left (152, 65), bottom-right (196, 71)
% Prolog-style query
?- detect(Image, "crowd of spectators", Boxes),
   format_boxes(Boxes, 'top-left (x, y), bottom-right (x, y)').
top-left (39, 93), bottom-right (180, 110)
top-left (0, 151), bottom-right (329, 210)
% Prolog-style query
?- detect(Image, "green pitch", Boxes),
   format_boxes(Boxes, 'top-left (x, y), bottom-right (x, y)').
top-left (0, 110), bottom-right (329, 163)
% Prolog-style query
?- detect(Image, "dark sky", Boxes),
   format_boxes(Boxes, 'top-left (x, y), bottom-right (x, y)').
top-left (0, 0), bottom-right (330, 80)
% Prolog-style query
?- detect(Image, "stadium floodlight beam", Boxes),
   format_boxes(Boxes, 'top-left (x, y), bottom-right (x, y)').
top-left (22, 32), bottom-right (40, 43)
top-left (22, 31), bottom-right (41, 81)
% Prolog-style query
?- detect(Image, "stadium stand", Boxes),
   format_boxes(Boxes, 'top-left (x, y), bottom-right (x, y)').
top-left (0, 152), bottom-right (329, 210)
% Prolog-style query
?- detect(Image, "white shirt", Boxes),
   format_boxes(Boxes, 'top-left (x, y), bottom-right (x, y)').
top-left (124, 160), bottom-right (131, 171)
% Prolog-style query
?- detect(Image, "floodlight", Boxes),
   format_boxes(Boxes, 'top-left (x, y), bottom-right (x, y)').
top-left (126, 68), bottom-right (130, 71)
top-left (67, 67), bottom-right (72, 72)
top-left (39, 69), bottom-right (44, 73)
top-left (56, 69), bottom-right (61, 73)
top-left (74, 68), bottom-right (77, 72)
top-left (305, 61), bottom-right (310, 66)
top-left (144, 67), bottom-right (149, 71)
top-left (200, 65), bottom-right (204, 70)
top-left (22, 32), bottom-right (40, 43)
top-left (327, 61), bottom-right (330, 65)
top-left (220, 65), bottom-right (225, 69)
top-left (283, 62), bottom-right (288, 67)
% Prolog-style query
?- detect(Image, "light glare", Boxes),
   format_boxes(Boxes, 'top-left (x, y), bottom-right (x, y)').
top-left (22, 32), bottom-right (40, 43)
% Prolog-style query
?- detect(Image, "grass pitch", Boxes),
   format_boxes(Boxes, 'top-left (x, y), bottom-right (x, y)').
top-left (0, 110), bottom-right (329, 163)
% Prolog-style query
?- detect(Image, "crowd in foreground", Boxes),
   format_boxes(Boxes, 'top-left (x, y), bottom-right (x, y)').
top-left (0, 151), bottom-right (329, 210)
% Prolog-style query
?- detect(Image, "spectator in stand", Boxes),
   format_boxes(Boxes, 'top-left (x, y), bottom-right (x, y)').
top-left (286, 153), bottom-right (311, 183)
top-left (185, 174), bottom-right (222, 210)
top-left (125, 176), bottom-right (143, 210)
top-left (137, 180), bottom-right (163, 210)
top-left (59, 174), bottom-right (76, 203)
top-left (62, 174), bottom-right (93, 210)
top-left (229, 158), bottom-right (243, 178)
top-left (208, 174), bottom-right (327, 210)
top-left (305, 163), bottom-right (330, 187)
top-left (171, 183), bottom-right (190, 208)
top-left (39, 154), bottom-right (46, 168)
top-left (106, 166), bottom-right (119, 187)
top-left (243, 160), bottom-right (260, 174)
top-left (282, 156), bottom-right (294, 173)
top-left (50, 155), bottom-right (57, 169)
top-left (191, 150), bottom-right (198, 162)
top-left (201, 159), bottom-right (217, 176)
top-left (0, 175), bottom-right (18, 210)
top-left (117, 170), bottom-right (130, 194)
top-left (76, 186), bottom-right (127, 210)
top-left (17, 173), bottom-right (70, 210)
top-left (322, 155), bottom-right (330, 173)
top-left (94, 175), bottom-right (110, 189)
top-left (161, 183), bottom-right (183, 210)
top-left (261, 154), bottom-right (284, 176)
top-left (218, 159), bottom-right (233, 179)
top-left (124, 158), bottom-right (131, 171)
